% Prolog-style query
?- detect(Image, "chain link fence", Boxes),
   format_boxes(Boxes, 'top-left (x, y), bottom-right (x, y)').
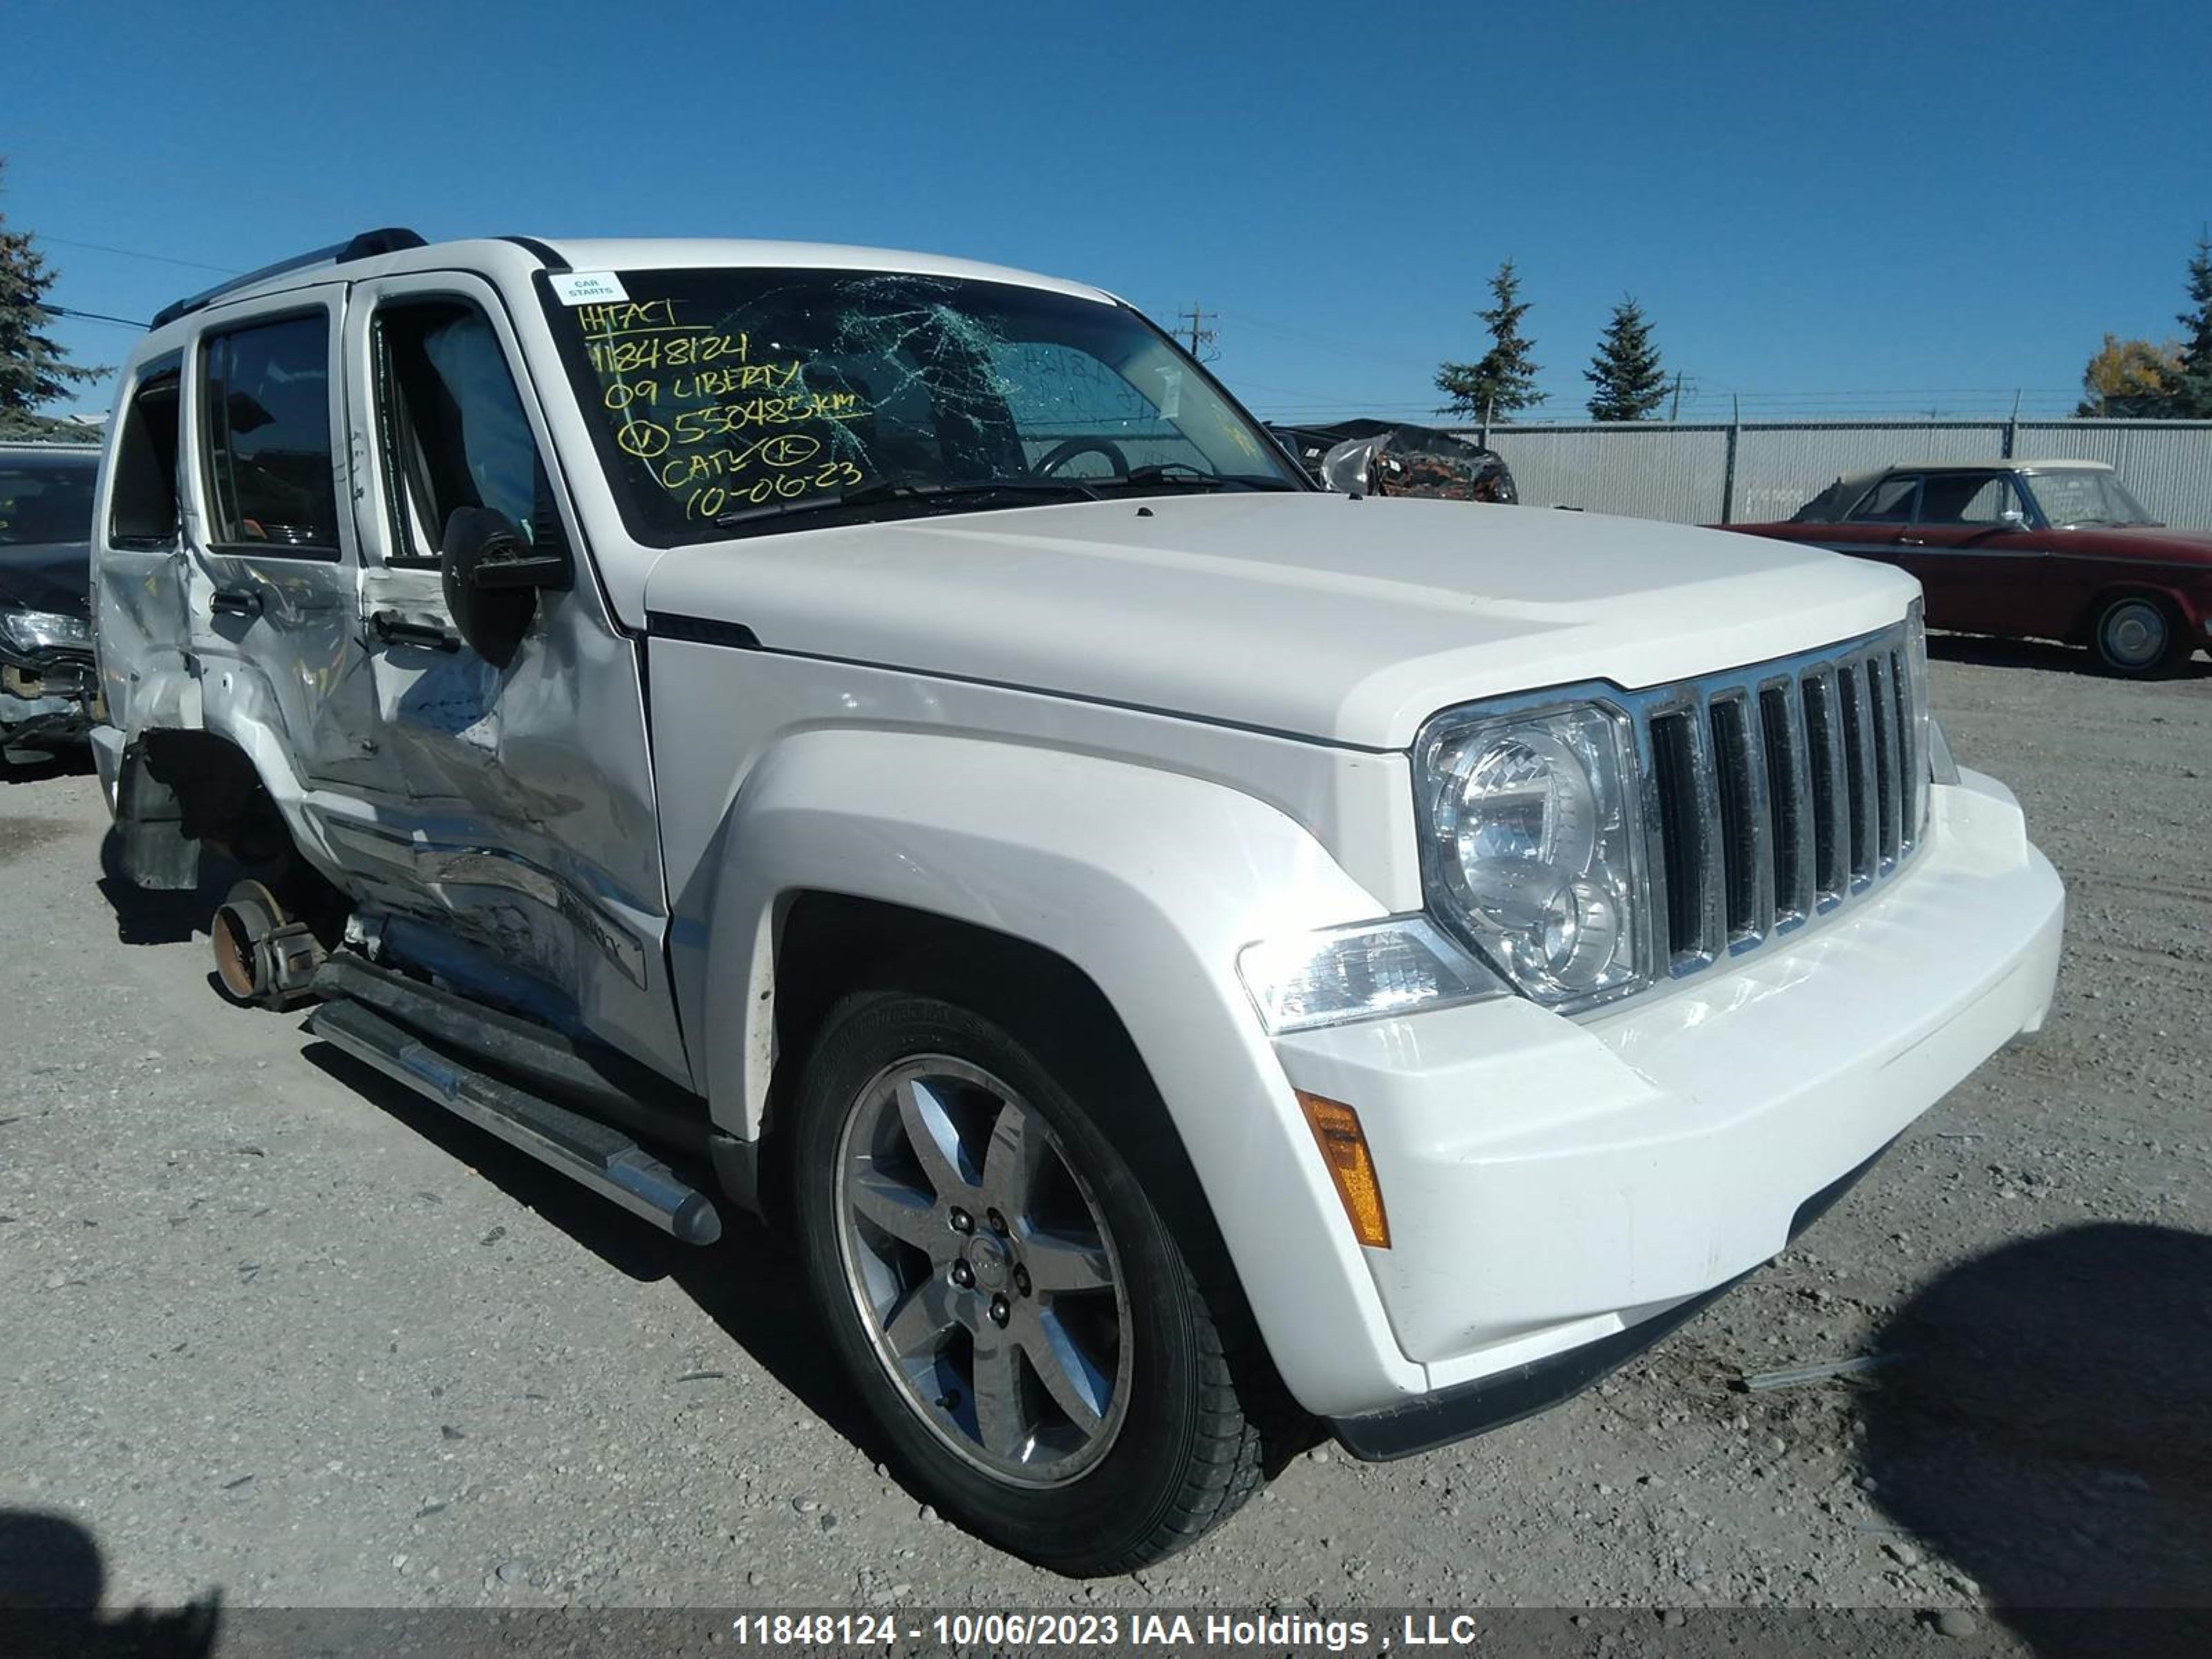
top-left (1465, 418), bottom-right (2212, 529)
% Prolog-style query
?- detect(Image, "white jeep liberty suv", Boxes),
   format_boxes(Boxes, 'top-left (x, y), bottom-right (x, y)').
top-left (88, 230), bottom-right (2065, 1575)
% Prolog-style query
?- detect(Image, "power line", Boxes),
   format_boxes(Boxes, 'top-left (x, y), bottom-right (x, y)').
top-left (34, 234), bottom-right (240, 275)
top-left (1175, 301), bottom-right (1217, 362)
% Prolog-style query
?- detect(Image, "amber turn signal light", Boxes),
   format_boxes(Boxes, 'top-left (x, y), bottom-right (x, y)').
top-left (1295, 1091), bottom-right (1391, 1249)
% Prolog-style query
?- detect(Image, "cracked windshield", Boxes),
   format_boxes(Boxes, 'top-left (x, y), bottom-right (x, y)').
top-left (547, 268), bottom-right (1302, 543)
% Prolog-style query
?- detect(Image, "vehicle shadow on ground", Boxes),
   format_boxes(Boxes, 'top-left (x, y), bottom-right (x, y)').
top-left (1927, 633), bottom-right (2212, 682)
top-left (1862, 1222), bottom-right (2212, 1658)
top-left (300, 1041), bottom-right (888, 1464)
top-left (0, 746), bottom-right (97, 787)
top-left (91, 827), bottom-right (239, 947)
top-left (0, 1508), bottom-right (220, 1657)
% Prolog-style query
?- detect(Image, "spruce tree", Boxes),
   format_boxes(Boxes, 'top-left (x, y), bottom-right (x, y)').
top-left (1584, 297), bottom-right (1668, 421)
top-left (0, 158), bottom-right (107, 439)
top-left (2171, 233), bottom-right (2212, 418)
top-left (1435, 260), bottom-right (1544, 419)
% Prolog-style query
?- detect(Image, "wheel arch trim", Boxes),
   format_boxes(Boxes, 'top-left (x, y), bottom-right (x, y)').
top-left (683, 727), bottom-right (1427, 1410)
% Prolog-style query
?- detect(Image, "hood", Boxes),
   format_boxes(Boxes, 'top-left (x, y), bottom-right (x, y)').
top-left (643, 495), bottom-right (1921, 750)
top-left (0, 541), bottom-right (93, 619)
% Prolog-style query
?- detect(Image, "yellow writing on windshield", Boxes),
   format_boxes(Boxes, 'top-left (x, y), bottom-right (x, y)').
top-left (581, 296), bottom-right (875, 521)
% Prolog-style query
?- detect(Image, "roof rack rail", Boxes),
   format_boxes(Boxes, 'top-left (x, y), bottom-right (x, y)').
top-left (149, 227), bottom-right (428, 330)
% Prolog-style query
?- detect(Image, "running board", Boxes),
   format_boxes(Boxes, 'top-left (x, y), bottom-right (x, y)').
top-left (308, 998), bottom-right (723, 1246)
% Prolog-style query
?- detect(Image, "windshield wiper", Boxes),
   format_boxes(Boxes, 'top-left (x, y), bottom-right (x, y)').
top-left (1090, 464), bottom-right (1297, 494)
top-left (714, 477), bottom-right (1099, 529)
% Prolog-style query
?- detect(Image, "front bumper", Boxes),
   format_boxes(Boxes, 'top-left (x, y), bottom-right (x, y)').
top-left (1328, 1138), bottom-right (1890, 1458)
top-left (1, 650), bottom-right (100, 757)
top-left (1271, 767), bottom-right (2063, 1443)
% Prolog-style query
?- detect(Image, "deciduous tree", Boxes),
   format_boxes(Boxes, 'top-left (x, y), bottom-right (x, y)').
top-left (2074, 333), bottom-right (2181, 417)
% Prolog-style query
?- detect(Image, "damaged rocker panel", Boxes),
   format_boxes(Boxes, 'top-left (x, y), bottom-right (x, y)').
top-left (321, 821), bottom-right (650, 988)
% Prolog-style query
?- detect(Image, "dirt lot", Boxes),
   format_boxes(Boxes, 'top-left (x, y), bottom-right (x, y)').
top-left (2, 639), bottom-right (2208, 1654)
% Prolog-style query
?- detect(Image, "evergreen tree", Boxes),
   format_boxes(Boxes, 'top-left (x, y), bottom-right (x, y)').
top-left (1435, 260), bottom-right (1543, 418)
top-left (0, 159), bottom-right (107, 439)
top-left (2171, 232), bottom-right (2212, 418)
top-left (1584, 296), bottom-right (1668, 421)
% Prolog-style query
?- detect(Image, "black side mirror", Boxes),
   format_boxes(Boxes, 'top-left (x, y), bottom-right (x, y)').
top-left (440, 507), bottom-right (572, 668)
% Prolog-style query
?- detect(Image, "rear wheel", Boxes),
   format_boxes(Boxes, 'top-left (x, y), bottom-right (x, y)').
top-left (2088, 595), bottom-right (2184, 677)
top-left (789, 991), bottom-right (1275, 1575)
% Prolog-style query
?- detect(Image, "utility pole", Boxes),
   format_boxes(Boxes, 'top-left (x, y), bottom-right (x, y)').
top-left (1669, 371), bottom-right (1685, 422)
top-left (1177, 301), bottom-right (1217, 361)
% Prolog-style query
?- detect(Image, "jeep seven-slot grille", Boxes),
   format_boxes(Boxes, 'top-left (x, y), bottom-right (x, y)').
top-left (1642, 623), bottom-right (1926, 973)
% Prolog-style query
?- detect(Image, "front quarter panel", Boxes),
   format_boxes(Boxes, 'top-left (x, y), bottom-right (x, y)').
top-left (671, 716), bottom-right (1430, 1414)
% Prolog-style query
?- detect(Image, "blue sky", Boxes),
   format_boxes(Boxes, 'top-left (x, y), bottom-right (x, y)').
top-left (9, 0), bottom-right (2211, 424)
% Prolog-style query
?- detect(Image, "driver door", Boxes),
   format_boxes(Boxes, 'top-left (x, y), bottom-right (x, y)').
top-left (336, 272), bottom-right (687, 1082)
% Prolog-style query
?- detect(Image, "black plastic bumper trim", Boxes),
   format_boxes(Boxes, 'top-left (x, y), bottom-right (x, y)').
top-left (1328, 1135), bottom-right (1897, 1461)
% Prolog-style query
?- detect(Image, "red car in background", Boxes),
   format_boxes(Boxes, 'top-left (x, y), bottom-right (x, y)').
top-left (1727, 460), bottom-right (2212, 676)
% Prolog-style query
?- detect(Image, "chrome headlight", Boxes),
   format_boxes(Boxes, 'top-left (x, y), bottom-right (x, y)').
top-left (0, 608), bottom-right (92, 654)
top-left (1238, 916), bottom-right (1504, 1034)
top-left (1415, 700), bottom-right (1653, 1011)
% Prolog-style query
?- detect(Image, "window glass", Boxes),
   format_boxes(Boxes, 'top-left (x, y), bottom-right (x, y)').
top-left (202, 314), bottom-right (340, 552)
top-left (374, 301), bottom-right (544, 565)
top-left (985, 339), bottom-right (1183, 475)
top-left (0, 451), bottom-right (97, 547)
top-left (2023, 468), bottom-right (2157, 527)
top-left (1917, 473), bottom-right (2009, 525)
top-left (541, 268), bottom-right (1301, 545)
top-left (1848, 476), bottom-right (1920, 523)
top-left (109, 361), bottom-right (182, 546)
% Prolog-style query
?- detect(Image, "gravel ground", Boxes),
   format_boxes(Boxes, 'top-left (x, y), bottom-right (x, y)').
top-left (1, 638), bottom-right (2208, 1655)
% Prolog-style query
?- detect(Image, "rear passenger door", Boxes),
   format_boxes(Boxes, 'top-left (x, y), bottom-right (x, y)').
top-left (184, 294), bottom-right (384, 787)
top-left (1824, 474), bottom-right (1920, 572)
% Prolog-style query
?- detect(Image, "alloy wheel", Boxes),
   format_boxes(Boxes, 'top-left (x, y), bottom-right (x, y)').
top-left (832, 1056), bottom-right (1133, 1485)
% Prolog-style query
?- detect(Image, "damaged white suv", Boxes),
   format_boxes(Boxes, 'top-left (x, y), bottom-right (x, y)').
top-left (90, 231), bottom-right (2065, 1575)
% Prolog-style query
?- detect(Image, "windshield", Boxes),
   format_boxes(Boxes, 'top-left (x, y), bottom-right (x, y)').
top-left (541, 268), bottom-right (1304, 543)
top-left (2022, 468), bottom-right (2158, 527)
top-left (0, 454), bottom-right (97, 547)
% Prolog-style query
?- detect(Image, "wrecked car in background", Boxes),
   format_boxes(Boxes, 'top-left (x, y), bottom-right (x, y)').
top-left (1271, 419), bottom-right (1517, 502)
top-left (92, 229), bottom-right (2061, 1576)
top-left (1, 441), bottom-right (102, 772)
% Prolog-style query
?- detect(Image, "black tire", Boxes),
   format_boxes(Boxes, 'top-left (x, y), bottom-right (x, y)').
top-left (789, 990), bottom-right (1277, 1575)
top-left (2088, 594), bottom-right (2186, 677)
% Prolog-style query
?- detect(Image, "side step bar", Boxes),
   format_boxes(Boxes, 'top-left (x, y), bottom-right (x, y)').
top-left (308, 998), bottom-right (723, 1246)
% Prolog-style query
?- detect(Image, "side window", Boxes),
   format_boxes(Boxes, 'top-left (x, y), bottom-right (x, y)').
top-left (1848, 476), bottom-right (1920, 523)
top-left (109, 358), bottom-right (183, 547)
top-left (1918, 473), bottom-right (2009, 525)
top-left (373, 301), bottom-right (551, 568)
top-left (201, 315), bottom-right (341, 554)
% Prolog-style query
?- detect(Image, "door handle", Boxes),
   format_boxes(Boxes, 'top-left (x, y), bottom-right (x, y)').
top-left (370, 609), bottom-right (461, 653)
top-left (209, 589), bottom-right (263, 619)
top-left (1898, 534), bottom-right (1928, 546)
